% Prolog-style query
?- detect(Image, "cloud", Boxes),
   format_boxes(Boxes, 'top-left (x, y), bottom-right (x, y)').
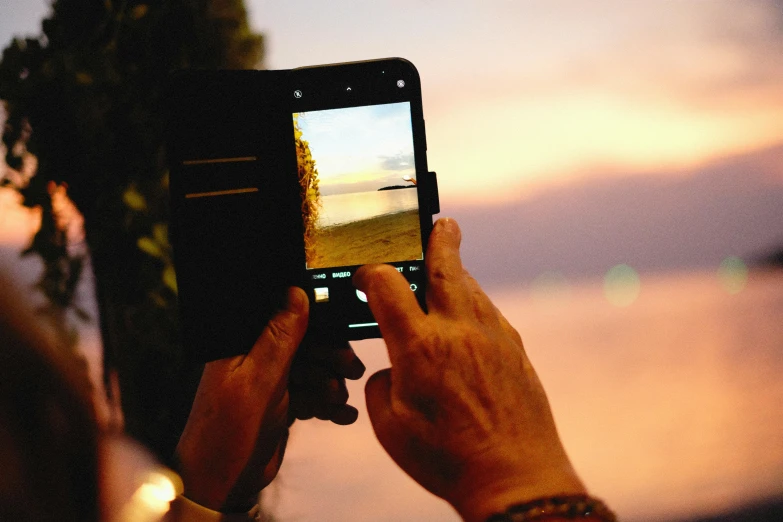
top-left (447, 143), bottom-right (783, 287)
top-left (421, 0), bottom-right (783, 110)
top-left (260, 1), bottom-right (783, 205)
top-left (379, 152), bottom-right (414, 171)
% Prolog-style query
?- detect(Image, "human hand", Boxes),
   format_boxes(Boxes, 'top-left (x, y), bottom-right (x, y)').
top-left (289, 338), bottom-right (365, 425)
top-left (174, 287), bottom-right (364, 513)
top-left (354, 218), bottom-right (586, 522)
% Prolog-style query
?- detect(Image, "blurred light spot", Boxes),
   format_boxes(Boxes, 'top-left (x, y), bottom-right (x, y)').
top-left (718, 256), bottom-right (748, 295)
top-left (530, 271), bottom-right (571, 303)
top-left (119, 470), bottom-right (181, 522)
top-left (604, 264), bottom-right (640, 307)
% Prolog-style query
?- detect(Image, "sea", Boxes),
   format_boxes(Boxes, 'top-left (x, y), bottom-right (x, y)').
top-left (317, 188), bottom-right (418, 228)
top-left (268, 269), bottom-right (783, 522)
top-left (3, 187), bottom-right (782, 522)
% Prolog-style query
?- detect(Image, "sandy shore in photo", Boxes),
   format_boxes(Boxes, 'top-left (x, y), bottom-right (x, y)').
top-left (307, 209), bottom-right (421, 269)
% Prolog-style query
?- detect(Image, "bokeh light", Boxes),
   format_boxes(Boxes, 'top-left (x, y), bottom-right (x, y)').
top-left (116, 470), bottom-right (180, 521)
top-left (530, 270), bottom-right (571, 304)
top-left (604, 264), bottom-right (641, 307)
top-left (718, 256), bottom-right (748, 295)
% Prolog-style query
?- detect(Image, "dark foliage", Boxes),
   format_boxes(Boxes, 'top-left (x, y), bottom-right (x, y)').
top-left (0, 0), bottom-right (263, 460)
top-left (760, 247), bottom-right (783, 267)
top-left (672, 497), bottom-right (783, 522)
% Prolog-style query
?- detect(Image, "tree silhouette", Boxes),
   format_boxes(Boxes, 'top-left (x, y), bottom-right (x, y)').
top-left (0, 0), bottom-right (263, 459)
top-left (294, 114), bottom-right (322, 266)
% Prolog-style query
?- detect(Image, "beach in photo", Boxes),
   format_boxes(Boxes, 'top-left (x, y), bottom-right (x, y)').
top-left (294, 102), bottom-right (423, 269)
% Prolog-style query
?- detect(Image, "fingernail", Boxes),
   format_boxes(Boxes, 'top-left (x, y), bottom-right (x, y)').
top-left (349, 357), bottom-right (366, 380)
top-left (435, 217), bottom-right (461, 242)
top-left (437, 217), bottom-right (458, 233)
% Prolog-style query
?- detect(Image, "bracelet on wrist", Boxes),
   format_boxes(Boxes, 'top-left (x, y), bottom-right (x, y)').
top-left (486, 494), bottom-right (616, 522)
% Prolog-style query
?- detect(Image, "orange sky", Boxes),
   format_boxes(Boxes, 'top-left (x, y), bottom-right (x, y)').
top-left (251, 0), bottom-right (783, 204)
top-left (1, 4), bottom-right (782, 521)
top-left (3, 1), bottom-right (783, 204)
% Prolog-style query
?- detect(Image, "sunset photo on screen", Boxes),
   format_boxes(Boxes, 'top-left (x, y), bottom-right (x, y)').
top-left (294, 102), bottom-right (422, 270)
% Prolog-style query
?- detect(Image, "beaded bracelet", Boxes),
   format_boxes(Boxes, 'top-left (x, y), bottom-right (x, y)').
top-left (486, 494), bottom-right (617, 522)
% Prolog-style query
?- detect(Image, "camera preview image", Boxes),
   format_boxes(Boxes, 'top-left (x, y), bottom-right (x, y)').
top-left (294, 102), bottom-right (423, 270)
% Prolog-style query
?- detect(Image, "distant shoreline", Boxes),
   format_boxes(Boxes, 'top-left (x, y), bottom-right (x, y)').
top-left (307, 209), bottom-right (421, 269)
top-left (378, 185), bottom-right (417, 191)
top-left (757, 247), bottom-right (783, 268)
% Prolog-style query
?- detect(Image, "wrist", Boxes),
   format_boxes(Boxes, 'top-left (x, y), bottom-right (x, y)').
top-left (484, 495), bottom-right (616, 522)
top-left (168, 495), bottom-right (259, 521)
top-left (174, 439), bottom-right (251, 512)
top-left (174, 440), bottom-right (220, 511)
top-left (450, 461), bottom-right (587, 522)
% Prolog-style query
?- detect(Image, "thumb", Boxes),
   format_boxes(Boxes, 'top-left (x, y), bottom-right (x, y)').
top-left (365, 369), bottom-right (441, 497)
top-left (365, 368), bottom-right (392, 420)
top-left (247, 287), bottom-right (309, 376)
top-left (365, 369), bottom-right (409, 467)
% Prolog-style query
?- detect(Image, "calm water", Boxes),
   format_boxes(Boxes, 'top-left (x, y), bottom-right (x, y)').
top-left (269, 269), bottom-right (783, 522)
top-left (317, 189), bottom-right (418, 228)
top-left (5, 190), bottom-right (782, 521)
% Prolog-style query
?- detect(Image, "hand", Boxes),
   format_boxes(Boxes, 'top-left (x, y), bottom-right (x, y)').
top-left (289, 338), bottom-right (365, 425)
top-left (175, 287), bottom-right (364, 512)
top-left (354, 218), bottom-right (586, 522)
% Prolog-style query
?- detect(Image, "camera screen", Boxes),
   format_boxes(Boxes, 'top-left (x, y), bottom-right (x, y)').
top-left (293, 102), bottom-right (423, 271)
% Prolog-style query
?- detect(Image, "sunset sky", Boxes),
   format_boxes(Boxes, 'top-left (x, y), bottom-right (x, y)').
top-left (296, 102), bottom-right (415, 195)
top-left (2, 3), bottom-right (783, 521)
top-left (3, 0), bottom-right (783, 205)
top-left (250, 0), bottom-right (783, 203)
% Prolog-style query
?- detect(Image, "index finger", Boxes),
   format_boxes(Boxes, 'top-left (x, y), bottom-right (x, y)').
top-left (425, 218), bottom-right (471, 316)
top-left (353, 264), bottom-right (426, 360)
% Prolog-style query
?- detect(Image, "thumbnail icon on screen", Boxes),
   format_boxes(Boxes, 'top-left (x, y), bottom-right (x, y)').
top-left (314, 287), bottom-right (330, 303)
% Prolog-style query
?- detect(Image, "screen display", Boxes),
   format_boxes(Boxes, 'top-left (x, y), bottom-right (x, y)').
top-left (293, 102), bottom-right (423, 271)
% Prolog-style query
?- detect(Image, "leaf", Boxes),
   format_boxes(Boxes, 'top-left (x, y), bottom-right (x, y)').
top-left (75, 72), bottom-right (93, 85)
top-left (149, 291), bottom-right (167, 308)
top-left (152, 223), bottom-right (168, 246)
top-left (123, 185), bottom-right (147, 211)
top-left (131, 5), bottom-right (149, 19)
top-left (137, 236), bottom-right (163, 258)
top-left (163, 265), bottom-right (178, 294)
